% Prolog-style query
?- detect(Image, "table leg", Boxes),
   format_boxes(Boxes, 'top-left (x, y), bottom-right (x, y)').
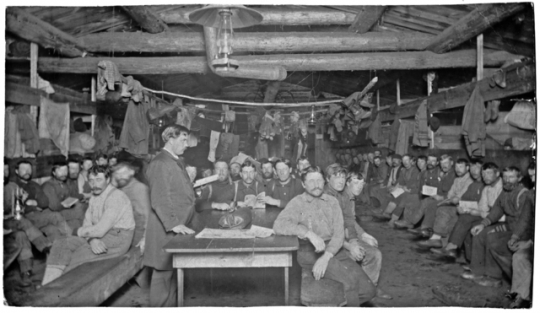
top-left (284, 267), bottom-right (289, 305)
top-left (177, 269), bottom-right (184, 307)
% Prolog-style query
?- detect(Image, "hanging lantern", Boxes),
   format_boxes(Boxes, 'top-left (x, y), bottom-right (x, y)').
top-left (189, 5), bottom-right (263, 71)
top-left (308, 105), bottom-right (316, 125)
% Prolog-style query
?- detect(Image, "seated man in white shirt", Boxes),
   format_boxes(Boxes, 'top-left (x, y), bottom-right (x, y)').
top-left (41, 166), bottom-right (135, 285)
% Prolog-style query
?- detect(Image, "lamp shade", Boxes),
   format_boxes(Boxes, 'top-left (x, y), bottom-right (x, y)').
top-left (188, 5), bottom-right (263, 29)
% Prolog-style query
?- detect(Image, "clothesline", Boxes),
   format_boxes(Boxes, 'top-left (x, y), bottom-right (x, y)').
top-left (142, 87), bottom-right (344, 107)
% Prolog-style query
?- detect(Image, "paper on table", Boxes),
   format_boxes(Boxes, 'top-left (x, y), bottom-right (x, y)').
top-left (390, 187), bottom-right (405, 198)
top-left (193, 174), bottom-right (219, 188)
top-left (422, 185), bottom-right (438, 197)
top-left (195, 225), bottom-right (275, 239)
top-left (459, 201), bottom-right (479, 211)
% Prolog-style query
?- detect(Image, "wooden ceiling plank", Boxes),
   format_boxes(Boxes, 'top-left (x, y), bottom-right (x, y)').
top-left (425, 3), bottom-right (527, 53)
top-left (79, 31), bottom-right (434, 54)
top-left (384, 9), bottom-right (450, 31)
top-left (348, 6), bottom-right (386, 33)
top-left (34, 49), bottom-right (523, 75)
top-left (390, 6), bottom-right (459, 25)
top-left (382, 15), bottom-right (443, 35)
top-left (122, 6), bottom-right (169, 34)
top-left (6, 8), bottom-right (88, 58)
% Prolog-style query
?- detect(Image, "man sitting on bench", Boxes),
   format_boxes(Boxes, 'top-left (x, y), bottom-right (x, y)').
top-left (42, 166), bottom-right (135, 285)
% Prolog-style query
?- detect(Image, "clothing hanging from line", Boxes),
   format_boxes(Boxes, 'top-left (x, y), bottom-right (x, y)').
top-left (208, 131), bottom-right (220, 162)
top-left (176, 106), bottom-right (197, 130)
top-left (38, 97), bottom-right (70, 158)
top-left (368, 113), bottom-right (381, 144)
top-left (193, 116), bottom-right (223, 138)
top-left (93, 115), bottom-right (115, 154)
top-left (119, 99), bottom-right (152, 155)
top-left (216, 133), bottom-right (240, 164)
top-left (96, 60), bottom-right (122, 101)
top-left (413, 99), bottom-right (430, 147)
top-left (395, 120), bottom-right (415, 156)
top-left (461, 85), bottom-right (486, 158)
top-left (255, 137), bottom-right (269, 159)
top-left (15, 109), bottom-right (40, 155)
top-left (388, 118), bottom-right (400, 152)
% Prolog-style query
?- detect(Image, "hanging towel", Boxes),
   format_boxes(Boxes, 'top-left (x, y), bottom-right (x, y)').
top-left (119, 100), bottom-right (151, 155)
top-left (368, 113), bottom-right (381, 144)
top-left (39, 97), bottom-right (70, 157)
top-left (461, 86), bottom-right (486, 158)
top-left (208, 130), bottom-right (221, 162)
top-left (413, 99), bottom-right (430, 147)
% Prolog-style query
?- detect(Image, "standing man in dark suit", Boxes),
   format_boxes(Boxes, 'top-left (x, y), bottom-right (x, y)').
top-left (144, 125), bottom-right (195, 307)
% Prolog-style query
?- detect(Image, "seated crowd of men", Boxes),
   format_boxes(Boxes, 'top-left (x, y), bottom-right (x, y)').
top-left (333, 149), bottom-right (535, 308)
top-left (4, 141), bottom-right (534, 308)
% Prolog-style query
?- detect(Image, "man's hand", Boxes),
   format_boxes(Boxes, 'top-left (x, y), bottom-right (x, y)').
top-left (509, 240), bottom-right (533, 252)
top-left (172, 224), bottom-right (195, 235)
top-left (25, 199), bottom-right (37, 207)
top-left (312, 253), bottom-right (332, 281)
top-left (89, 239), bottom-right (108, 254)
top-left (361, 232), bottom-right (378, 247)
top-left (507, 237), bottom-right (518, 251)
top-left (471, 224), bottom-right (485, 236)
top-left (457, 206), bottom-right (470, 215)
top-left (349, 241), bottom-right (366, 262)
top-left (432, 195), bottom-right (444, 201)
top-left (212, 202), bottom-right (231, 211)
top-left (136, 237), bottom-right (145, 253)
top-left (306, 231), bottom-right (326, 253)
top-left (264, 196), bottom-right (280, 207)
top-left (450, 197), bottom-right (460, 205)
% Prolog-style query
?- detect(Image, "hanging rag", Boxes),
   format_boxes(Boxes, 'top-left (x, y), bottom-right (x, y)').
top-left (208, 131), bottom-right (221, 162)
top-left (96, 60), bottom-right (122, 101)
top-left (273, 111), bottom-right (282, 135)
top-left (248, 114), bottom-right (260, 133)
top-left (119, 100), bottom-right (151, 155)
top-left (368, 113), bottom-right (381, 144)
top-left (193, 116), bottom-right (223, 138)
top-left (413, 99), bottom-right (430, 147)
top-left (461, 85), bottom-right (486, 158)
top-left (259, 111), bottom-right (275, 140)
top-left (255, 137), bottom-right (269, 159)
top-left (93, 115), bottom-right (115, 153)
top-left (388, 118), bottom-right (400, 152)
top-left (504, 101), bottom-right (536, 130)
top-left (38, 75), bottom-right (55, 94)
top-left (216, 133), bottom-right (239, 163)
top-left (395, 120), bottom-right (415, 155)
top-left (38, 97), bottom-right (70, 157)
top-left (16, 111), bottom-right (40, 155)
top-left (124, 76), bottom-right (144, 103)
top-left (4, 107), bottom-right (22, 158)
top-left (176, 107), bottom-right (193, 129)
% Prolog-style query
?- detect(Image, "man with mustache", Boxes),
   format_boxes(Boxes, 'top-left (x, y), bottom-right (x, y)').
top-left (229, 158), bottom-right (242, 182)
top-left (462, 166), bottom-right (533, 288)
top-left (274, 166), bottom-right (376, 307)
top-left (293, 156), bottom-right (311, 180)
top-left (265, 158), bottom-right (303, 208)
top-left (42, 162), bottom-right (87, 232)
top-left (195, 161), bottom-right (235, 212)
top-left (259, 158), bottom-right (276, 195)
top-left (42, 166), bottom-right (135, 286)
top-left (112, 161), bottom-right (150, 252)
top-left (324, 164), bottom-right (390, 300)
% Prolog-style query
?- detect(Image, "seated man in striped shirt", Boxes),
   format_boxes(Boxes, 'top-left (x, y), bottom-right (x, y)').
top-left (42, 166), bottom-right (135, 286)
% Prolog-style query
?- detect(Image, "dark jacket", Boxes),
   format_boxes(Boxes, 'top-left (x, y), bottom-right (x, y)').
top-left (396, 166), bottom-right (421, 194)
top-left (143, 150), bottom-right (195, 270)
top-left (42, 178), bottom-right (73, 211)
top-left (195, 179), bottom-right (235, 212)
top-left (270, 177), bottom-right (304, 209)
top-left (14, 176), bottom-right (49, 213)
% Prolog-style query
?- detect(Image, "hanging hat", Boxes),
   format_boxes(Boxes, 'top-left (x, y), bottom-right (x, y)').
top-left (73, 118), bottom-right (87, 132)
top-left (428, 116), bottom-right (440, 132)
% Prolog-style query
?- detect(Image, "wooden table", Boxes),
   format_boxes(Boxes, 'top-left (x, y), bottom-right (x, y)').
top-left (163, 207), bottom-right (299, 306)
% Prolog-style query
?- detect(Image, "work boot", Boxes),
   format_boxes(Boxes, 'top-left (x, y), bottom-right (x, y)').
top-left (418, 239), bottom-right (442, 248)
top-left (430, 248), bottom-right (457, 259)
top-left (508, 295), bottom-right (531, 308)
top-left (20, 271), bottom-right (33, 287)
top-left (461, 271), bottom-right (482, 281)
top-left (407, 228), bottom-right (423, 235)
top-left (420, 228), bottom-right (433, 238)
top-left (375, 288), bottom-right (392, 300)
top-left (475, 276), bottom-right (502, 288)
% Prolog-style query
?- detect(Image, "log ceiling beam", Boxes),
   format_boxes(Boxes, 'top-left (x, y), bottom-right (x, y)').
top-left (425, 3), bottom-right (527, 53)
top-left (6, 8), bottom-right (88, 58)
top-left (349, 6), bottom-right (386, 33)
top-left (121, 6), bottom-right (169, 34)
top-left (157, 6), bottom-right (356, 25)
top-left (79, 31), bottom-right (434, 54)
top-left (377, 61), bottom-right (535, 123)
top-left (34, 50), bottom-right (522, 75)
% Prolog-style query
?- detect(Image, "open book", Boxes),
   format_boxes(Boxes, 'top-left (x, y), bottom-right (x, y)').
top-left (61, 197), bottom-right (79, 208)
top-left (193, 174), bottom-right (219, 188)
top-left (239, 192), bottom-right (266, 209)
top-left (421, 185), bottom-right (438, 197)
top-left (390, 187), bottom-right (405, 198)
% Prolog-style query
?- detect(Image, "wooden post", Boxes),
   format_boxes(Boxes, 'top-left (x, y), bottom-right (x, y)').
top-left (177, 269), bottom-right (184, 306)
top-left (396, 79), bottom-right (401, 106)
top-left (377, 90), bottom-right (380, 111)
top-left (91, 76), bottom-right (97, 136)
top-left (427, 72), bottom-right (436, 148)
top-left (477, 34), bottom-right (484, 80)
top-left (30, 43), bottom-right (38, 122)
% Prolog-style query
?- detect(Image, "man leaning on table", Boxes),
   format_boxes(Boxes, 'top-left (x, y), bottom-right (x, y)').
top-left (144, 125), bottom-right (196, 307)
top-left (273, 166), bottom-right (376, 307)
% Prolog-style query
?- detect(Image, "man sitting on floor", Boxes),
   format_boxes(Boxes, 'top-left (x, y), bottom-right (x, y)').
top-left (463, 166), bottom-right (532, 288)
top-left (42, 162), bottom-right (87, 232)
top-left (265, 158), bottom-right (304, 208)
top-left (13, 160), bottom-right (71, 241)
top-left (418, 159), bottom-right (482, 249)
top-left (196, 161), bottom-right (235, 211)
top-left (42, 166), bottom-right (135, 285)
top-left (370, 154), bottom-right (402, 212)
top-left (273, 166), bottom-right (376, 307)
top-left (415, 158), bottom-right (473, 241)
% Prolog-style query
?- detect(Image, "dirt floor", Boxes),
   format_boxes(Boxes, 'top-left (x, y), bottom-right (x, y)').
top-left (4, 215), bottom-right (515, 307)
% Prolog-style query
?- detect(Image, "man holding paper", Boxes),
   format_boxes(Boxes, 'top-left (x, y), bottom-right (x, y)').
top-left (195, 161), bottom-right (235, 212)
top-left (417, 159), bottom-right (480, 248)
top-left (233, 160), bottom-right (265, 208)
